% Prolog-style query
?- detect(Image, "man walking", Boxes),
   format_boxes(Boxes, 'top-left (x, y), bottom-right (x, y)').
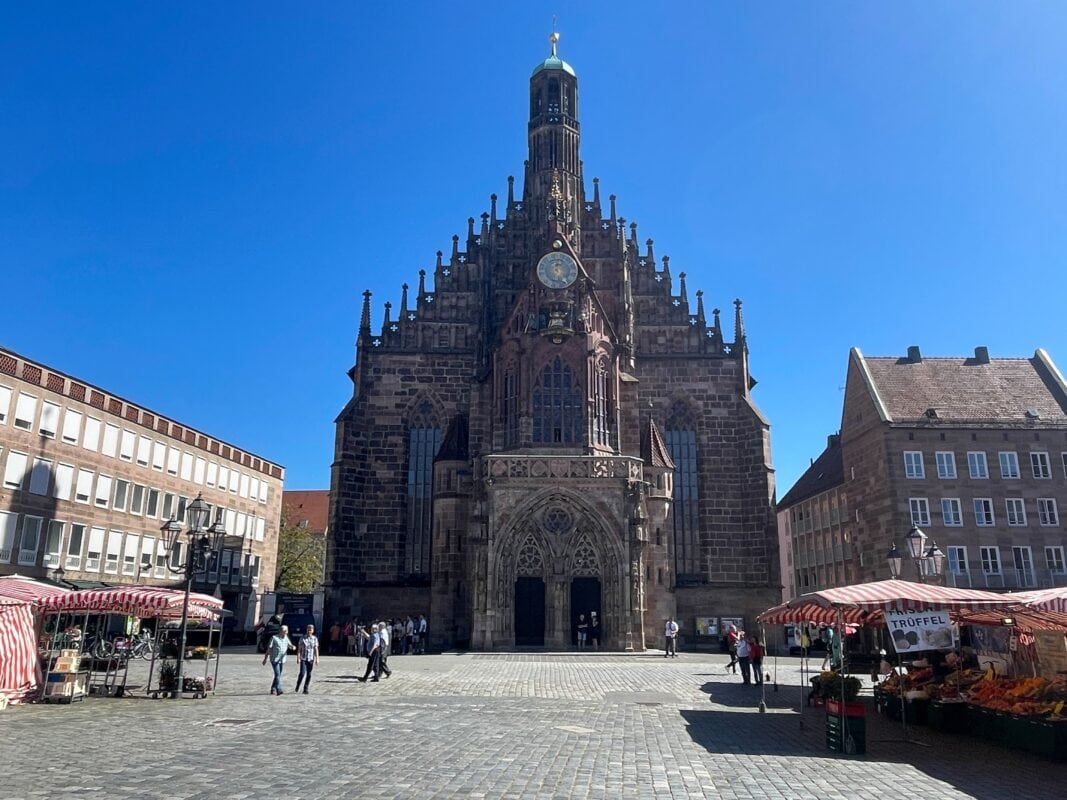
top-left (416, 614), bottom-right (428, 654)
top-left (262, 624), bottom-right (293, 695)
top-left (377, 621), bottom-right (393, 678)
top-left (294, 624), bottom-right (320, 694)
top-left (664, 617), bottom-right (679, 658)
top-left (736, 632), bottom-right (752, 685)
top-left (358, 623), bottom-right (381, 682)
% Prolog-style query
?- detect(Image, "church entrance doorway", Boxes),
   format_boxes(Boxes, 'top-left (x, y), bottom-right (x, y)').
top-left (570, 576), bottom-right (601, 646)
top-left (514, 576), bottom-right (545, 646)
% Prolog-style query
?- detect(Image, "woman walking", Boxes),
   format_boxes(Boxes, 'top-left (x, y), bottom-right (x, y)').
top-left (263, 624), bottom-right (294, 695)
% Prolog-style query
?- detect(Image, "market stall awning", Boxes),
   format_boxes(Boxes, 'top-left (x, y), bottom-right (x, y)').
top-left (0, 575), bottom-right (71, 606)
top-left (954, 606), bottom-right (1067, 633)
top-left (1005, 587), bottom-right (1067, 613)
top-left (758, 579), bottom-right (1009, 625)
top-left (42, 586), bottom-right (224, 618)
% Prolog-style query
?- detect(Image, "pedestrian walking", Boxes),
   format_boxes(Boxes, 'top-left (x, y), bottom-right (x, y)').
top-left (377, 621), bottom-right (393, 678)
top-left (736, 632), bottom-right (752, 685)
top-left (404, 616), bottom-right (415, 654)
top-left (664, 617), bottom-right (679, 658)
top-left (358, 624), bottom-right (381, 682)
top-left (262, 624), bottom-right (294, 695)
top-left (725, 625), bottom-right (739, 673)
top-left (589, 612), bottom-right (600, 651)
top-left (328, 621), bottom-right (342, 655)
top-left (749, 635), bottom-right (764, 686)
top-left (294, 624), bottom-right (320, 694)
top-left (417, 614), bottom-right (428, 653)
top-left (577, 613), bottom-right (589, 650)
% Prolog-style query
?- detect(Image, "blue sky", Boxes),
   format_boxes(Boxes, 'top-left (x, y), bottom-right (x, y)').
top-left (3, 3), bottom-right (1067, 494)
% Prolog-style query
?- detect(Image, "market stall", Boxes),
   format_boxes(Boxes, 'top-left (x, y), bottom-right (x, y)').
top-left (0, 576), bottom-right (73, 704)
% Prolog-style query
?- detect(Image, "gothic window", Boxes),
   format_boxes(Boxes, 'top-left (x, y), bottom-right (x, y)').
top-left (547, 78), bottom-right (560, 115)
top-left (516, 536), bottom-right (545, 576)
top-left (592, 357), bottom-right (610, 447)
top-left (542, 506), bottom-right (572, 535)
top-left (532, 357), bottom-right (582, 445)
top-left (406, 415), bottom-right (441, 576)
top-left (530, 86), bottom-right (542, 117)
top-left (572, 538), bottom-right (600, 576)
top-left (665, 417), bottom-right (700, 577)
top-left (502, 367), bottom-right (519, 447)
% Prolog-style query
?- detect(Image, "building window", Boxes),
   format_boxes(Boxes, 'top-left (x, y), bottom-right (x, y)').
top-left (941, 498), bottom-right (963, 526)
top-left (119, 430), bottom-right (135, 462)
top-left (122, 535), bottom-right (139, 576)
top-left (61, 409), bottom-right (81, 444)
top-left (947, 546), bottom-right (968, 575)
top-left (973, 497), bottom-right (994, 526)
top-left (129, 484), bottom-right (145, 515)
top-left (104, 530), bottom-right (121, 574)
top-left (980, 546), bottom-right (1001, 575)
top-left (140, 538), bottom-right (154, 575)
top-left (18, 516), bottom-right (42, 565)
top-left (0, 511), bottom-right (17, 563)
top-left (74, 469), bottom-right (93, 504)
top-left (999, 451), bottom-right (1020, 479)
top-left (43, 520), bottom-right (64, 568)
top-left (94, 475), bottom-right (112, 509)
top-left (1046, 546), bottom-right (1066, 575)
top-left (665, 422), bottom-right (700, 578)
top-left (113, 479), bottom-right (129, 512)
top-left (1030, 451), bottom-right (1052, 479)
top-left (1062, 452), bottom-right (1067, 479)
top-left (2, 451), bottom-right (27, 490)
top-left (14, 392), bottom-right (37, 431)
top-left (28, 457), bottom-right (52, 495)
top-left (502, 367), bottom-right (519, 447)
top-left (145, 488), bottom-right (160, 519)
top-left (935, 452), bottom-right (956, 479)
top-left (136, 436), bottom-right (152, 466)
top-left (53, 464), bottom-right (74, 501)
top-left (406, 424), bottom-right (441, 576)
top-left (85, 417), bottom-right (104, 453)
top-left (967, 452), bottom-right (988, 479)
top-left (1012, 546), bottom-right (1036, 587)
top-left (66, 523), bottom-right (85, 570)
top-left (85, 527), bottom-right (105, 572)
top-left (532, 357), bottom-right (582, 444)
top-left (903, 451), bottom-right (924, 479)
top-left (909, 498), bottom-right (931, 526)
top-left (592, 358), bottom-right (610, 448)
top-left (167, 447), bottom-right (180, 476)
top-left (40, 402), bottom-right (60, 439)
top-left (152, 442), bottom-right (166, 471)
top-left (0, 384), bottom-right (10, 424)
top-left (1005, 498), bottom-right (1027, 527)
top-left (1037, 498), bottom-right (1059, 526)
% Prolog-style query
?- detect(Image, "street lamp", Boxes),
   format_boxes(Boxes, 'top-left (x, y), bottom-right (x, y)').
top-left (887, 526), bottom-right (946, 584)
top-left (51, 563), bottom-right (67, 587)
top-left (160, 494), bottom-right (225, 697)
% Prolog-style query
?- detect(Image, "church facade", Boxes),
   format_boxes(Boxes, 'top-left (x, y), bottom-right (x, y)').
top-left (327, 39), bottom-right (780, 650)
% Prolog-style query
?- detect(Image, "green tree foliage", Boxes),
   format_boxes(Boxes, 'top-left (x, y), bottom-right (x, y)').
top-left (273, 513), bottom-right (326, 592)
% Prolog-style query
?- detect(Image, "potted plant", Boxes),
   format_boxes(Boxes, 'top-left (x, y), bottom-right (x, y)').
top-left (158, 661), bottom-right (177, 692)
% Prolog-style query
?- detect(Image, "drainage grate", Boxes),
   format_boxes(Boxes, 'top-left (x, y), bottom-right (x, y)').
top-left (206, 718), bottom-right (257, 727)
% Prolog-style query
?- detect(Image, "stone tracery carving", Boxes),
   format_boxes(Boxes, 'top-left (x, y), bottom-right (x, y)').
top-left (571, 537), bottom-right (600, 576)
top-left (516, 535), bottom-right (545, 576)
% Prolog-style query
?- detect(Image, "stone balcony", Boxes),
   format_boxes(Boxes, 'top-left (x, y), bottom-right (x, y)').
top-left (484, 454), bottom-right (644, 484)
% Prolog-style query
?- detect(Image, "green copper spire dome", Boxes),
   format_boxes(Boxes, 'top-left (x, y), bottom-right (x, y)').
top-left (532, 31), bottom-right (576, 77)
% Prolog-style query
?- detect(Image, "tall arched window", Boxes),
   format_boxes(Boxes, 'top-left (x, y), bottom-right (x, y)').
top-left (592, 358), bottom-right (610, 447)
top-left (406, 401), bottom-right (441, 576)
top-left (502, 365), bottom-right (519, 447)
top-left (532, 357), bottom-right (582, 445)
top-left (665, 405), bottom-right (700, 578)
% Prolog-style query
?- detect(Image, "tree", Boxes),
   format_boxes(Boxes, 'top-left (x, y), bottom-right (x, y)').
top-left (273, 512), bottom-right (326, 593)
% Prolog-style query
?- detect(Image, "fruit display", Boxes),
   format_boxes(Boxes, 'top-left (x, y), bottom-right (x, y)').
top-left (879, 666), bottom-right (934, 696)
top-left (964, 676), bottom-right (1067, 716)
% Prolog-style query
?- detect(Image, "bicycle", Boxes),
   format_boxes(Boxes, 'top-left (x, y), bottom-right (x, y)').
top-left (109, 629), bottom-right (158, 660)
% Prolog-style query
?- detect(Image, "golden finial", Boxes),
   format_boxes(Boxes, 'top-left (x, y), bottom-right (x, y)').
top-left (549, 22), bottom-right (559, 58)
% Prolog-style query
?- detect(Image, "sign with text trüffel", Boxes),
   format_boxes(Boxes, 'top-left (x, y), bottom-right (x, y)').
top-left (885, 609), bottom-right (958, 653)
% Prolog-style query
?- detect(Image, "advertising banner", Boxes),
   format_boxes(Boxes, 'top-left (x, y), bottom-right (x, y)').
top-left (694, 617), bottom-right (719, 636)
top-left (884, 609), bottom-right (958, 653)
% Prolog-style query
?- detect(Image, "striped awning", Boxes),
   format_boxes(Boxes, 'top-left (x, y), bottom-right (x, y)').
top-left (43, 586), bottom-right (223, 619)
top-left (954, 606), bottom-right (1067, 633)
top-left (0, 602), bottom-right (40, 705)
top-left (1006, 587), bottom-right (1067, 613)
top-left (758, 579), bottom-right (1008, 625)
top-left (0, 575), bottom-right (71, 606)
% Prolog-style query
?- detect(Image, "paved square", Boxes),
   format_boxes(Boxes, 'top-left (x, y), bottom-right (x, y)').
top-left (1, 650), bottom-right (1061, 799)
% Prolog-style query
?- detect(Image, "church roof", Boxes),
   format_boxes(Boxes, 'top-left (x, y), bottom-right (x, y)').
top-left (532, 54), bottom-right (576, 77)
top-left (641, 420), bottom-right (675, 470)
top-left (777, 435), bottom-right (844, 510)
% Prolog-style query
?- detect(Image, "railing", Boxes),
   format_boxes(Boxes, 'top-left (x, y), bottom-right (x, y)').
top-left (485, 454), bottom-right (644, 483)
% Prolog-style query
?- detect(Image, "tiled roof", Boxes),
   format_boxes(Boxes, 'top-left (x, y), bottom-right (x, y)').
top-left (858, 351), bottom-right (1067, 423)
top-left (641, 420), bottom-right (675, 470)
top-left (282, 490), bottom-right (330, 535)
top-left (778, 436), bottom-right (844, 510)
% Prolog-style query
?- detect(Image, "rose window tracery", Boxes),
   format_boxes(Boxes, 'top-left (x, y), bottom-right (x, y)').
top-left (542, 506), bottom-right (573, 535)
top-left (516, 536), bottom-right (545, 576)
top-left (572, 539), bottom-right (600, 576)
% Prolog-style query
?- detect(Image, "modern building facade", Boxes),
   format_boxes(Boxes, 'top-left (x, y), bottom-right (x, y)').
top-left (0, 346), bottom-right (285, 630)
top-left (328, 39), bottom-right (780, 650)
top-left (779, 345), bottom-right (1067, 597)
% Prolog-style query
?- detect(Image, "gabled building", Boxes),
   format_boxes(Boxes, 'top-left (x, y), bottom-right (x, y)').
top-left (327, 37), bottom-right (781, 650)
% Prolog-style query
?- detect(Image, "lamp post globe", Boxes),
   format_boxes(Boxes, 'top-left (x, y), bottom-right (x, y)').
top-left (886, 544), bottom-right (903, 579)
top-left (904, 525), bottom-right (928, 560)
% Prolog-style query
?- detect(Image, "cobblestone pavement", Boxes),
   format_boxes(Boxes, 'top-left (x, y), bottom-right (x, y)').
top-left (1, 649), bottom-right (1061, 800)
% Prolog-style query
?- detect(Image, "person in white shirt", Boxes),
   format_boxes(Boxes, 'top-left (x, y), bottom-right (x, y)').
top-left (377, 622), bottom-right (392, 678)
top-left (735, 633), bottom-right (752, 684)
top-left (417, 614), bottom-right (428, 654)
top-left (664, 617), bottom-right (679, 658)
top-left (294, 624), bottom-right (320, 695)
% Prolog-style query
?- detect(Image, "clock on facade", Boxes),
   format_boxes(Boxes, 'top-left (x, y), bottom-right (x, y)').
top-left (536, 251), bottom-right (578, 289)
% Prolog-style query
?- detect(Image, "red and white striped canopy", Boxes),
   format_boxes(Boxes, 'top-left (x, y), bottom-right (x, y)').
top-left (0, 602), bottom-right (40, 705)
top-left (0, 575), bottom-right (71, 606)
top-left (1006, 587), bottom-right (1067, 613)
top-left (758, 579), bottom-right (1008, 625)
top-left (954, 606), bottom-right (1067, 633)
top-left (43, 586), bottom-right (223, 619)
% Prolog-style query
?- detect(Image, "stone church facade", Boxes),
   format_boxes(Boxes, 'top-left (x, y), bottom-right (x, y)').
top-left (327, 38), bottom-right (780, 650)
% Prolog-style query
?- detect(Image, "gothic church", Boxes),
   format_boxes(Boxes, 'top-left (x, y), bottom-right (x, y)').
top-left (327, 37), bottom-right (780, 650)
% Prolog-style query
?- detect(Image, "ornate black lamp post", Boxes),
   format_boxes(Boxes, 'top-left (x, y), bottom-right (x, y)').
top-left (160, 494), bottom-right (225, 697)
top-left (887, 525), bottom-right (946, 584)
